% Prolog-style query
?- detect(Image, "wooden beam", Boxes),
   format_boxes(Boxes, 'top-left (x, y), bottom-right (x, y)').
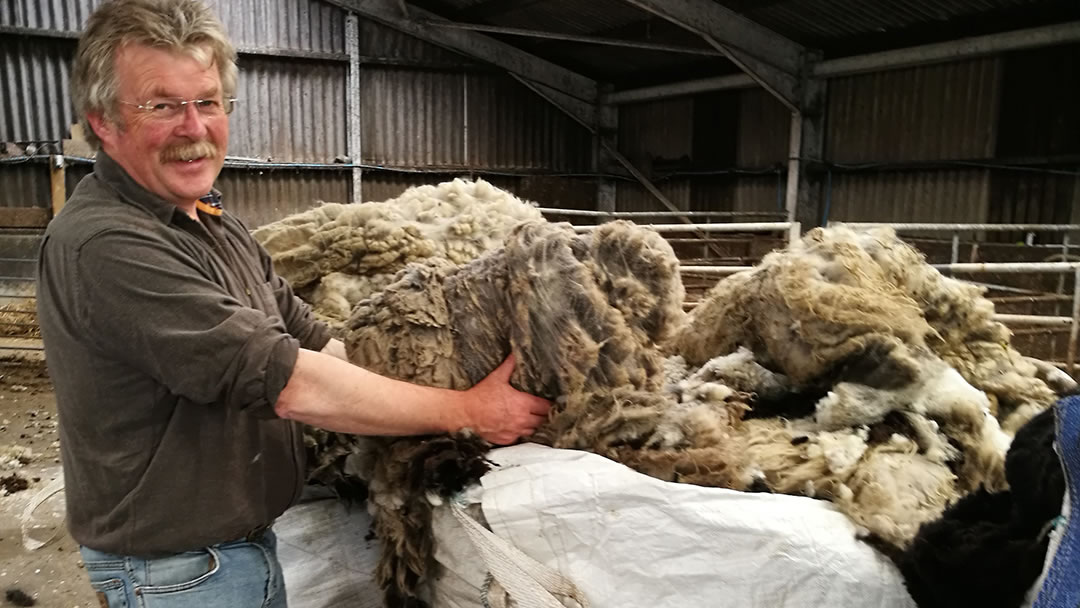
top-left (0, 207), bottom-right (50, 228)
top-left (49, 155), bottom-right (66, 217)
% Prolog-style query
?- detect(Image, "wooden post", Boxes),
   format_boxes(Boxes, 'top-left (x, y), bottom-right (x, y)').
top-left (49, 155), bottom-right (66, 217)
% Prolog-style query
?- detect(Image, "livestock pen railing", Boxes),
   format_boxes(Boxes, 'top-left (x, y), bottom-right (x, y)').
top-left (540, 209), bottom-right (794, 266)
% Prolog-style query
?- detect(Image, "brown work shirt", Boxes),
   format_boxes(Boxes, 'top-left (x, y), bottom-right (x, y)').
top-left (36, 151), bottom-right (331, 556)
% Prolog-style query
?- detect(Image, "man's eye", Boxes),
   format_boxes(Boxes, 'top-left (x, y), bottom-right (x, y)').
top-left (195, 99), bottom-right (219, 109)
top-left (150, 100), bottom-right (179, 112)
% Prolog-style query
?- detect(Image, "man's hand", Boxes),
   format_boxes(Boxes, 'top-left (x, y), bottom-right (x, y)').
top-left (463, 355), bottom-right (551, 445)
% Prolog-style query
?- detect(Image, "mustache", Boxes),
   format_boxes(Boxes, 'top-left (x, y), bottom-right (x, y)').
top-left (160, 140), bottom-right (219, 162)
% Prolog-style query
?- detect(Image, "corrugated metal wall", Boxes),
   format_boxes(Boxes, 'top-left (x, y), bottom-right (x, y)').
top-left (361, 69), bottom-right (466, 167)
top-left (827, 58), bottom-right (1001, 163)
top-left (610, 50), bottom-right (1075, 230)
top-left (828, 169), bottom-right (991, 223)
top-left (217, 168), bottom-right (349, 227)
top-left (0, 0), bottom-right (345, 50)
top-left (1, 0), bottom-right (602, 225)
top-left (4, 1), bottom-right (1079, 231)
top-left (466, 73), bottom-right (593, 171)
top-left (0, 37), bottom-right (74, 142)
top-left (231, 56), bottom-right (348, 162)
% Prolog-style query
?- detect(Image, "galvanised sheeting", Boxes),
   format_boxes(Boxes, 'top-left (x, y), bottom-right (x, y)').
top-left (0, 0), bottom-right (97, 30)
top-left (465, 73), bottom-right (592, 171)
top-left (1, 37), bottom-right (74, 142)
top-left (827, 57), bottom-right (1001, 163)
top-left (494, 0), bottom-right (647, 36)
top-left (737, 88), bottom-right (790, 168)
top-left (360, 171), bottom-right (467, 203)
top-left (215, 167), bottom-right (349, 228)
top-left (206, 0), bottom-right (345, 53)
top-left (617, 98), bottom-right (694, 168)
top-left (826, 168), bottom-right (991, 226)
top-left (358, 19), bottom-right (476, 68)
top-left (989, 171), bottom-right (1079, 226)
top-left (360, 68), bottom-right (465, 167)
top-left (615, 179), bottom-right (691, 213)
top-left (733, 175), bottom-right (785, 213)
top-left (0, 164), bottom-right (51, 209)
top-left (737, 0), bottom-right (1050, 46)
top-left (0, 0), bottom-right (345, 52)
top-left (229, 55), bottom-right (348, 162)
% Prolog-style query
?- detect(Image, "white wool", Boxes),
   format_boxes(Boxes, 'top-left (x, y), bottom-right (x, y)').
top-left (810, 428), bottom-right (871, 476)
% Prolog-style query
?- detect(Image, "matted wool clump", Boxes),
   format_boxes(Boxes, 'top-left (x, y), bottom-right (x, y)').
top-left (252, 178), bottom-right (542, 326)
top-left (672, 226), bottom-right (1057, 430)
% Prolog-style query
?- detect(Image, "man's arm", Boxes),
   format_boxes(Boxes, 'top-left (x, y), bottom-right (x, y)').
top-left (275, 349), bottom-right (550, 445)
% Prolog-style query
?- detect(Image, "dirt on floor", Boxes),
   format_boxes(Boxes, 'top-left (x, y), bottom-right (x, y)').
top-left (0, 360), bottom-right (95, 608)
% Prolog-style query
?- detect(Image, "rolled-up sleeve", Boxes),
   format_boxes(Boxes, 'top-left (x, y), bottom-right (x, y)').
top-left (76, 228), bottom-right (297, 418)
top-left (259, 242), bottom-right (331, 350)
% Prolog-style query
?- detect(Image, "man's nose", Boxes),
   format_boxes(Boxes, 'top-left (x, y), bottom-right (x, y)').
top-left (173, 102), bottom-right (208, 138)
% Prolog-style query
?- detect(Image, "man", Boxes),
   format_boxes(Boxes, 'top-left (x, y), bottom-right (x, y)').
top-left (35, 1), bottom-right (551, 606)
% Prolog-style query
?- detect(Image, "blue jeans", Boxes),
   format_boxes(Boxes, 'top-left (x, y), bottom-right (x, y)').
top-left (80, 531), bottom-right (287, 608)
top-left (1034, 396), bottom-right (1080, 608)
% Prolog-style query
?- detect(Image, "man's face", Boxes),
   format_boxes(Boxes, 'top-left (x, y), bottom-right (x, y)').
top-left (89, 44), bottom-right (229, 210)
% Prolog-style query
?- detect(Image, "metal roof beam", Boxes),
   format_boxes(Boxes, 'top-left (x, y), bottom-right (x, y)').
top-left (618, 0), bottom-right (806, 109)
top-left (419, 20), bottom-right (723, 56)
top-left (816, 20), bottom-right (1080, 77)
top-left (324, 0), bottom-right (597, 103)
top-left (604, 20), bottom-right (1080, 104)
top-left (619, 0), bottom-right (804, 73)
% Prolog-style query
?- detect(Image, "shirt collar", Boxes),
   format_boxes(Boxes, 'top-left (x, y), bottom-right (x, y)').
top-left (94, 150), bottom-right (223, 223)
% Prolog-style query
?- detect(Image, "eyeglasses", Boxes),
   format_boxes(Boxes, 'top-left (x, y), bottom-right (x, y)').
top-left (118, 97), bottom-right (238, 120)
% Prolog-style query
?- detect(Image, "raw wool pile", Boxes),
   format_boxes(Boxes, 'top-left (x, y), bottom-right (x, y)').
top-left (668, 226), bottom-right (1059, 545)
top-left (315, 220), bottom-right (761, 607)
top-left (251, 178), bottom-right (543, 327)
top-left (298, 216), bottom-right (1065, 606)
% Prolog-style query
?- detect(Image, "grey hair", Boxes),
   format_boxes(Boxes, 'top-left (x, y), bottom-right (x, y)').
top-left (72, 0), bottom-right (238, 149)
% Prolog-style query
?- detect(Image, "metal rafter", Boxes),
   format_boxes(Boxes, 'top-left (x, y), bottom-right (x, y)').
top-left (418, 20), bottom-right (724, 56)
top-left (323, 0), bottom-right (598, 103)
top-left (604, 20), bottom-right (1080, 104)
top-left (618, 0), bottom-right (807, 109)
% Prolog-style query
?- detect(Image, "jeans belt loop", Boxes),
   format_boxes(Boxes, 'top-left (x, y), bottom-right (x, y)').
top-left (245, 523), bottom-right (270, 542)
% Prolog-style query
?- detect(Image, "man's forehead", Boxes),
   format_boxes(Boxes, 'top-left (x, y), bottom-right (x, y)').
top-left (114, 43), bottom-right (221, 94)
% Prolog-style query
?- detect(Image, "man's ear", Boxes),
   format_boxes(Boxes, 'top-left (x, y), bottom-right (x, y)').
top-left (86, 111), bottom-right (119, 148)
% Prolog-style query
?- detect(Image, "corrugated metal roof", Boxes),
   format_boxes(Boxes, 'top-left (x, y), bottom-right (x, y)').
top-left (735, 0), bottom-right (1057, 47)
top-left (0, 37), bottom-right (74, 142)
top-left (465, 73), bottom-right (592, 171)
top-left (827, 57), bottom-right (1001, 163)
top-left (0, 0), bottom-right (346, 52)
top-left (229, 56), bottom-right (348, 162)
